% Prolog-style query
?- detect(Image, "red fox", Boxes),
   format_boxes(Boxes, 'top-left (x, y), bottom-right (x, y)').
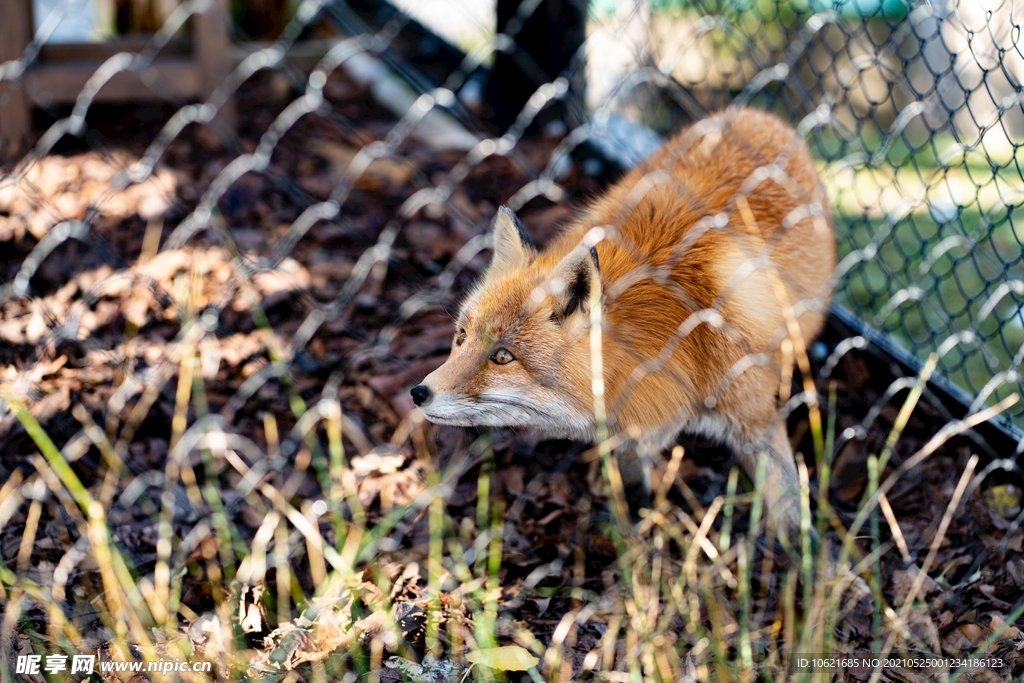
top-left (411, 106), bottom-right (836, 542)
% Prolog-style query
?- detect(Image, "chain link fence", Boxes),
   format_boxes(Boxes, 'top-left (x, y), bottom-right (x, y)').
top-left (4, 0), bottom-right (1021, 438)
top-left (1, 0), bottom-right (1024, 679)
top-left (583, 0), bottom-right (1024, 441)
top-left (665, 0), bottom-right (1024, 440)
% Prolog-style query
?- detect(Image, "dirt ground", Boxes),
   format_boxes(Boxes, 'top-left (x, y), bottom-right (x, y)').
top-left (1, 69), bottom-right (1023, 682)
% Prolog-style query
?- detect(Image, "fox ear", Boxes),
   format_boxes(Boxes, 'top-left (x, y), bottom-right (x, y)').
top-left (548, 244), bottom-right (601, 324)
top-left (487, 206), bottom-right (536, 281)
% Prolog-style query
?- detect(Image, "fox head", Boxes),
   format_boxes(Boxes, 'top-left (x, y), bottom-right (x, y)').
top-left (411, 207), bottom-right (601, 440)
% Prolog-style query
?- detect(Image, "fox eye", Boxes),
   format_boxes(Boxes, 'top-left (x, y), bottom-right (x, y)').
top-left (491, 348), bottom-right (515, 365)
top-left (455, 329), bottom-right (466, 346)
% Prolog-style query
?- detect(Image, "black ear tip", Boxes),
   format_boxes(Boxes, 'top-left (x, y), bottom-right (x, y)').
top-left (497, 206), bottom-right (520, 225)
top-left (495, 206), bottom-right (536, 251)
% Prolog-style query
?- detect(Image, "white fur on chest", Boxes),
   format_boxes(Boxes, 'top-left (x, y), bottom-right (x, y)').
top-left (627, 411), bottom-right (741, 456)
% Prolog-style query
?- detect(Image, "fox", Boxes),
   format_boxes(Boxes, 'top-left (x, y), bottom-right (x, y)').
top-left (411, 106), bottom-right (836, 544)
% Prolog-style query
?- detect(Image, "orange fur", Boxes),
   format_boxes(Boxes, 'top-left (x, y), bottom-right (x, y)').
top-left (415, 106), bottom-right (836, 539)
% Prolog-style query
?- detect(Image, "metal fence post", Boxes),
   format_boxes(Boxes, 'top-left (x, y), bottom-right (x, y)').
top-left (485, 0), bottom-right (588, 133)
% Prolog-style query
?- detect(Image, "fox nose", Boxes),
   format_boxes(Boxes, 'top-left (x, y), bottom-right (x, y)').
top-left (410, 384), bottom-right (432, 406)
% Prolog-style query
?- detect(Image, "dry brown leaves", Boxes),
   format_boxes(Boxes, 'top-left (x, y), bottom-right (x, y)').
top-left (0, 67), bottom-right (1022, 682)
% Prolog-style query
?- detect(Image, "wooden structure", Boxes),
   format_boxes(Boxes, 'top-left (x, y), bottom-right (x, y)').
top-left (0, 0), bottom-right (234, 157)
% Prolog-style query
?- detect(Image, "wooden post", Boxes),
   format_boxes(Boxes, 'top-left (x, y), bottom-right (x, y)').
top-left (0, 0), bottom-right (235, 151)
top-left (485, 0), bottom-right (588, 134)
top-left (194, 0), bottom-right (236, 127)
top-left (0, 0), bottom-right (33, 159)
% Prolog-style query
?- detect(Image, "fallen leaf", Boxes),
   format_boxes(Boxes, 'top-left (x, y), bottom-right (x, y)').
top-left (240, 584), bottom-right (265, 634)
top-left (466, 646), bottom-right (539, 671)
top-left (891, 566), bottom-right (941, 606)
top-left (383, 653), bottom-right (466, 683)
top-left (959, 622), bottom-right (984, 644)
top-left (985, 484), bottom-right (1022, 518)
top-left (309, 140), bottom-right (417, 189)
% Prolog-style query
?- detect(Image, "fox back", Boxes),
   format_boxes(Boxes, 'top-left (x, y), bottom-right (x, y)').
top-left (412, 106), bottom-right (836, 539)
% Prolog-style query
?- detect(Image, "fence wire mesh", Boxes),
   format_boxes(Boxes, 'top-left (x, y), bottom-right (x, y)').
top-left (3, 0), bottom-right (1022, 434)
top-left (1, 0), bottom-right (1024, 680)
top-left (585, 0), bottom-right (1024, 438)
top-left (672, 0), bottom-right (1024, 437)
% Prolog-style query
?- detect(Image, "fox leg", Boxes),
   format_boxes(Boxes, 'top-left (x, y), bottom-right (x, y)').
top-left (613, 441), bottom-right (653, 521)
top-left (736, 426), bottom-right (810, 556)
